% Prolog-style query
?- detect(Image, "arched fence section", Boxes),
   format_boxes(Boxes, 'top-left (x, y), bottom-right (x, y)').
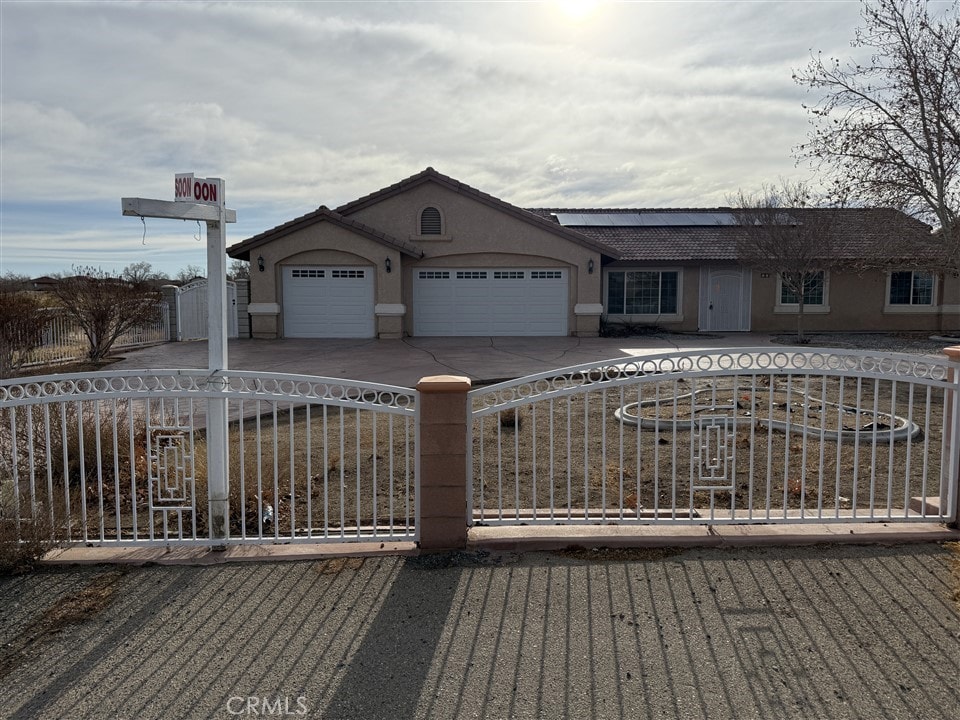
top-left (468, 348), bottom-right (960, 527)
top-left (2, 347), bottom-right (958, 552)
top-left (0, 370), bottom-right (417, 546)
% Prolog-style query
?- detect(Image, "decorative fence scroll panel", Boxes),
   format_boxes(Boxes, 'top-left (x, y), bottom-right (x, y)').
top-left (0, 370), bottom-right (417, 546)
top-left (468, 349), bottom-right (959, 526)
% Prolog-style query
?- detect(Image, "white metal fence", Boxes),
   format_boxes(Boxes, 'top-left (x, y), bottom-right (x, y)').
top-left (20, 304), bottom-right (170, 368)
top-left (0, 370), bottom-right (418, 546)
top-left (469, 349), bottom-right (959, 526)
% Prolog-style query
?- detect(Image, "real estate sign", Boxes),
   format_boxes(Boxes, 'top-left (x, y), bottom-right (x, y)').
top-left (175, 173), bottom-right (224, 207)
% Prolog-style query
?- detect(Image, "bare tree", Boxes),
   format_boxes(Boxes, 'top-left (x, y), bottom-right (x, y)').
top-left (175, 264), bottom-right (205, 285)
top-left (122, 261), bottom-right (161, 284)
top-left (51, 267), bottom-right (162, 363)
top-left (0, 275), bottom-right (47, 377)
top-left (228, 259), bottom-right (250, 281)
top-left (794, 0), bottom-right (959, 267)
top-left (732, 182), bottom-right (858, 344)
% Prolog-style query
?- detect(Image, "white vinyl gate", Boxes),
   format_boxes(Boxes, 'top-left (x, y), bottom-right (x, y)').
top-left (175, 280), bottom-right (239, 341)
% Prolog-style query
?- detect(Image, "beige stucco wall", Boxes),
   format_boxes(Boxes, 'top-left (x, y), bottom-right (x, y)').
top-left (750, 269), bottom-right (957, 334)
top-left (345, 181), bottom-right (603, 336)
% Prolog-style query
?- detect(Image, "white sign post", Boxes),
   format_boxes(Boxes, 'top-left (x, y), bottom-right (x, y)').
top-left (122, 175), bottom-right (236, 544)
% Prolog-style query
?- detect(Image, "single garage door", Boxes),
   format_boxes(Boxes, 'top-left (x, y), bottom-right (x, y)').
top-left (282, 266), bottom-right (375, 338)
top-left (413, 268), bottom-right (568, 336)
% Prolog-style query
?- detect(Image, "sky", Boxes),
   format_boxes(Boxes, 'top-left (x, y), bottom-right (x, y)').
top-left (0, 0), bottom-right (887, 279)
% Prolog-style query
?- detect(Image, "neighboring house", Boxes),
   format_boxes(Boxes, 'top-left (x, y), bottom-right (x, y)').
top-left (227, 168), bottom-right (959, 339)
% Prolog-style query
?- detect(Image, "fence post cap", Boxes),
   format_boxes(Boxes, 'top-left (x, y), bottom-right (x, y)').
top-left (942, 345), bottom-right (960, 362)
top-left (416, 375), bottom-right (472, 392)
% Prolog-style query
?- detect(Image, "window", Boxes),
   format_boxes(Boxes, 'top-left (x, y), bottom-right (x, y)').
top-left (888, 270), bottom-right (934, 306)
top-left (606, 270), bottom-right (679, 315)
top-left (779, 271), bottom-right (825, 306)
top-left (420, 207), bottom-right (442, 235)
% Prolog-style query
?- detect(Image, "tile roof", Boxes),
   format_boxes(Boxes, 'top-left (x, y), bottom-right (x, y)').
top-left (526, 208), bottom-right (934, 262)
top-left (335, 167), bottom-right (622, 259)
top-left (226, 206), bottom-right (423, 259)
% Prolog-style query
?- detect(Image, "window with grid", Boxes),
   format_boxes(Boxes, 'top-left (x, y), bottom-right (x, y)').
top-left (420, 207), bottom-right (442, 235)
top-left (606, 271), bottom-right (679, 314)
top-left (779, 271), bottom-right (825, 305)
top-left (889, 271), bottom-right (934, 305)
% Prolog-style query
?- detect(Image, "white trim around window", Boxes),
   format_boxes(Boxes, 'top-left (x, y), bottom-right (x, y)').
top-left (883, 270), bottom-right (939, 313)
top-left (774, 270), bottom-right (831, 314)
top-left (603, 268), bottom-right (683, 322)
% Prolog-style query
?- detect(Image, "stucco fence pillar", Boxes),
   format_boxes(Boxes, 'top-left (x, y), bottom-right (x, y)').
top-left (943, 346), bottom-right (960, 528)
top-left (416, 375), bottom-right (471, 550)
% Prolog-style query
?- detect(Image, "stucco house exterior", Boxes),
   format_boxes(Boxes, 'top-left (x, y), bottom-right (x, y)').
top-left (226, 167), bottom-right (959, 339)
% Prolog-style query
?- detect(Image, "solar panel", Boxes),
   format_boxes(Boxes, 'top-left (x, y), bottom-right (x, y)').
top-left (554, 211), bottom-right (741, 227)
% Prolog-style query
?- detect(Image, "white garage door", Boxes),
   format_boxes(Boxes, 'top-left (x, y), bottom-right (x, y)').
top-left (413, 269), bottom-right (568, 336)
top-left (282, 266), bottom-right (375, 338)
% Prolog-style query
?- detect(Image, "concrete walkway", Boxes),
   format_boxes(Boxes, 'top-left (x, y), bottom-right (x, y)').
top-left (2, 544), bottom-right (958, 719)
top-left (112, 333), bottom-right (787, 387)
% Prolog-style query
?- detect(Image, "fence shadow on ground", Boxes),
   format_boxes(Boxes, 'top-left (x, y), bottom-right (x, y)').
top-left (0, 544), bottom-right (957, 719)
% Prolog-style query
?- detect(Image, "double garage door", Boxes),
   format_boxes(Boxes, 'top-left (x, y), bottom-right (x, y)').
top-left (282, 266), bottom-right (568, 337)
top-left (413, 268), bottom-right (568, 336)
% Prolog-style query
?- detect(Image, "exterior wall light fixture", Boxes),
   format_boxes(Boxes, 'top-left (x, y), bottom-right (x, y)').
top-left (385, 257), bottom-right (392, 273)
top-left (257, 255), bottom-right (265, 272)
top-left (588, 259), bottom-right (594, 274)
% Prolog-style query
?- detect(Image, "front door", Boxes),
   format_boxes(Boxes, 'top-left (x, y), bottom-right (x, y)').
top-left (699, 267), bottom-right (751, 331)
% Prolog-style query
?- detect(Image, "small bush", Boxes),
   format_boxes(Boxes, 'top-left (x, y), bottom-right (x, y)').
top-left (0, 505), bottom-right (58, 574)
top-left (599, 318), bottom-right (663, 338)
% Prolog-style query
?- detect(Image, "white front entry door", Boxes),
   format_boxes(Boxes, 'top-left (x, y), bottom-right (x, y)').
top-left (413, 268), bottom-right (568, 336)
top-left (282, 266), bottom-right (375, 338)
top-left (699, 267), bottom-right (751, 331)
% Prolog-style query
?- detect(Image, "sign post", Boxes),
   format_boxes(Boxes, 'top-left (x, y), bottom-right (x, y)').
top-left (122, 175), bottom-right (236, 544)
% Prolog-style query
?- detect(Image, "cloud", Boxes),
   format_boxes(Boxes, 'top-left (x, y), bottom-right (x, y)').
top-left (0, 0), bottom-right (870, 276)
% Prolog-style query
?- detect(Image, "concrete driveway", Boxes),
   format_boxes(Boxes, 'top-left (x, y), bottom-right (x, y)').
top-left (2, 544), bottom-right (958, 720)
top-left (111, 334), bottom-right (786, 387)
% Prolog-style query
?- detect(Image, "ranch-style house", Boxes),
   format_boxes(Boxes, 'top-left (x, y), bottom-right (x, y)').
top-left (226, 167), bottom-right (960, 339)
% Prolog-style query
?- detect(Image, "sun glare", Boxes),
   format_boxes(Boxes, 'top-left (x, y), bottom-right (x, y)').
top-left (556, 0), bottom-right (601, 22)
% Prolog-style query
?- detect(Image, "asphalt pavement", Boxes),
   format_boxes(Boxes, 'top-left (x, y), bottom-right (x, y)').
top-left (1, 544), bottom-right (958, 720)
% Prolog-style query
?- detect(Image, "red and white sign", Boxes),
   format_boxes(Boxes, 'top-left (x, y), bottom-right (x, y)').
top-left (175, 173), bottom-right (224, 207)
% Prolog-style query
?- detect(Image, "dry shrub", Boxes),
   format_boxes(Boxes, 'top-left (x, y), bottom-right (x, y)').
top-left (0, 505), bottom-right (59, 574)
top-left (499, 408), bottom-right (521, 429)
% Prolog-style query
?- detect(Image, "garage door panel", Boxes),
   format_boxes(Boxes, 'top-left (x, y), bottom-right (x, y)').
top-left (413, 268), bottom-right (567, 336)
top-left (282, 266), bottom-right (374, 338)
